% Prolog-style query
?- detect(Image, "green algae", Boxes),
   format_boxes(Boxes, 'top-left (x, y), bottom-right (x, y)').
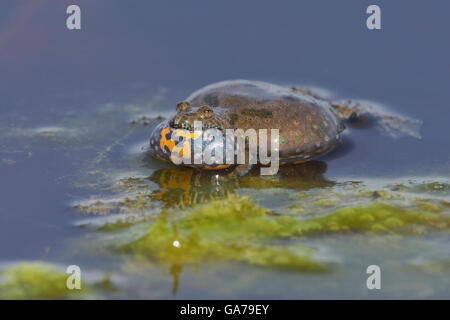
top-left (122, 194), bottom-right (156, 211)
top-left (441, 200), bottom-right (450, 208)
top-left (95, 193), bottom-right (450, 278)
top-left (298, 203), bottom-right (449, 235)
top-left (125, 224), bottom-right (327, 272)
top-left (414, 199), bottom-right (443, 213)
top-left (99, 219), bottom-right (139, 231)
top-left (0, 263), bottom-right (89, 300)
top-left (388, 183), bottom-right (412, 192)
top-left (313, 198), bottom-right (339, 207)
top-left (359, 190), bottom-right (389, 199)
top-left (422, 182), bottom-right (450, 193)
top-left (286, 203), bottom-right (306, 215)
top-left (117, 195), bottom-right (329, 272)
top-left (129, 115), bottom-right (163, 126)
top-left (389, 181), bottom-right (450, 196)
top-left (74, 191), bottom-right (157, 215)
top-left (74, 201), bottom-right (115, 214)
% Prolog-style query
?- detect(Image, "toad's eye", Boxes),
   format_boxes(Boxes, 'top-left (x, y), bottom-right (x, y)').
top-left (176, 101), bottom-right (191, 112)
top-left (199, 106), bottom-right (213, 118)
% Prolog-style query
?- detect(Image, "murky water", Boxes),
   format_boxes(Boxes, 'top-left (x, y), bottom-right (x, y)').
top-left (0, 0), bottom-right (449, 299)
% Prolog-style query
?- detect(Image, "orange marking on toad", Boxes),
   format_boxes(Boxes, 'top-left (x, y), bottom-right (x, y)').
top-left (160, 127), bottom-right (175, 153)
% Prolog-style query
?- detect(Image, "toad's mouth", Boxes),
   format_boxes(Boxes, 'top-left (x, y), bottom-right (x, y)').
top-left (169, 119), bottom-right (224, 131)
top-left (169, 119), bottom-right (194, 130)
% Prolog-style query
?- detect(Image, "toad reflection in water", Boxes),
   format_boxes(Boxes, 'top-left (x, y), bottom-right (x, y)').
top-left (146, 160), bottom-right (335, 208)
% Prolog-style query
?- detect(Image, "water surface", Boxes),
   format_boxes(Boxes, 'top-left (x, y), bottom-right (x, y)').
top-left (0, 0), bottom-right (449, 299)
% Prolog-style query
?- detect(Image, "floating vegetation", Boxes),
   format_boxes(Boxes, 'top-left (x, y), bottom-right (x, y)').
top-left (422, 182), bottom-right (450, 193)
top-left (413, 199), bottom-right (443, 213)
top-left (313, 198), bottom-right (339, 207)
top-left (74, 193), bottom-right (157, 215)
top-left (388, 181), bottom-right (450, 196)
top-left (129, 115), bottom-right (164, 126)
top-left (85, 190), bottom-right (450, 284)
top-left (0, 263), bottom-right (89, 300)
top-left (297, 203), bottom-right (449, 235)
top-left (74, 200), bottom-right (117, 215)
top-left (111, 195), bottom-right (331, 272)
top-left (2, 126), bottom-right (83, 145)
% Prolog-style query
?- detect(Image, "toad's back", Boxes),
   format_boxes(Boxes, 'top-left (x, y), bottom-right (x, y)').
top-left (186, 80), bottom-right (344, 160)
